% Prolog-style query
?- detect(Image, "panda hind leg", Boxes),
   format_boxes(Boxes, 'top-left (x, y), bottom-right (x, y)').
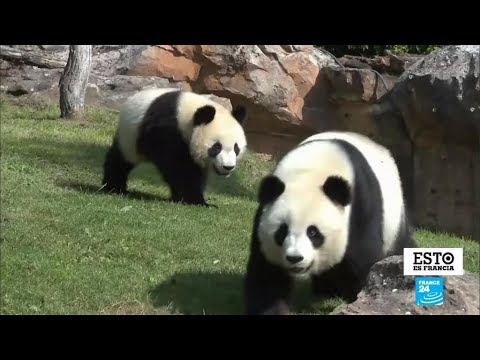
top-left (102, 138), bottom-right (134, 194)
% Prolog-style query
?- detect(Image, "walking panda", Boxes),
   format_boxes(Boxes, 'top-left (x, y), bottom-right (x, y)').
top-left (102, 88), bottom-right (248, 207)
top-left (244, 131), bottom-right (416, 315)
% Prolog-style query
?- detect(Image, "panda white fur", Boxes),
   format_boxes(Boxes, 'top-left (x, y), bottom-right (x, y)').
top-left (102, 87), bottom-right (248, 207)
top-left (244, 131), bottom-right (416, 315)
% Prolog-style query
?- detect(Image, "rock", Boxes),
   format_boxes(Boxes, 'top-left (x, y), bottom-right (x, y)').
top-left (170, 45), bottom-right (403, 158)
top-left (88, 74), bottom-right (180, 109)
top-left (337, 54), bottom-right (423, 75)
top-left (330, 256), bottom-right (480, 315)
top-left (119, 45), bottom-right (201, 82)
top-left (338, 55), bottom-right (373, 70)
top-left (322, 66), bottom-right (396, 103)
top-left (0, 44), bottom-right (403, 158)
top-left (0, 64), bottom-right (61, 96)
top-left (385, 45), bottom-right (480, 240)
top-left (91, 45), bottom-right (132, 76)
top-left (185, 45), bottom-right (339, 156)
top-left (388, 53), bottom-right (424, 75)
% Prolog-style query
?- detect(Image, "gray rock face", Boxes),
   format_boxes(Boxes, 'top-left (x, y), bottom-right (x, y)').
top-left (330, 256), bottom-right (479, 315)
top-left (385, 45), bottom-right (480, 241)
top-left (397, 45), bottom-right (479, 113)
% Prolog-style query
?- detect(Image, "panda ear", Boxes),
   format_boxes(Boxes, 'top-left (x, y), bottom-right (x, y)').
top-left (258, 175), bottom-right (285, 205)
top-left (231, 105), bottom-right (247, 126)
top-left (193, 105), bottom-right (216, 127)
top-left (322, 176), bottom-right (351, 207)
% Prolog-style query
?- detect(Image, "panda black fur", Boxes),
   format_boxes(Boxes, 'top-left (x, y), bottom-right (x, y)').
top-left (244, 131), bottom-right (416, 315)
top-left (102, 88), bottom-right (247, 207)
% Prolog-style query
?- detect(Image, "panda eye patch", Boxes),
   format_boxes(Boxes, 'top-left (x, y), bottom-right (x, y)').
top-left (208, 142), bottom-right (222, 157)
top-left (234, 143), bottom-right (240, 156)
top-left (307, 225), bottom-right (324, 248)
top-left (274, 223), bottom-right (288, 246)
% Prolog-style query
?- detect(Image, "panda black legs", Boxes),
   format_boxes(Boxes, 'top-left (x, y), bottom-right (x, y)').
top-left (151, 156), bottom-right (210, 207)
top-left (170, 171), bottom-right (209, 206)
top-left (169, 181), bottom-right (209, 206)
top-left (244, 228), bottom-right (293, 315)
top-left (138, 126), bottom-right (213, 207)
top-left (102, 138), bottom-right (134, 194)
top-left (244, 256), bottom-right (293, 315)
top-left (310, 266), bottom-right (364, 303)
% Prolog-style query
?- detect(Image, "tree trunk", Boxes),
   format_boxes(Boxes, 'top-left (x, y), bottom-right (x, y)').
top-left (59, 45), bottom-right (92, 120)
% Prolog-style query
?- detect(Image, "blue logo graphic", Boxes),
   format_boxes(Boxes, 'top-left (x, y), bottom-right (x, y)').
top-left (415, 277), bottom-right (443, 306)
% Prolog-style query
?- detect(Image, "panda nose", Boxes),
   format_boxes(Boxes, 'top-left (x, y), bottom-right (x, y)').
top-left (286, 255), bottom-right (304, 264)
top-left (223, 165), bottom-right (235, 171)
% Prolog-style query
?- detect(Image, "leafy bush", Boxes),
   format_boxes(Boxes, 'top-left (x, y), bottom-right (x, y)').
top-left (316, 45), bottom-right (444, 58)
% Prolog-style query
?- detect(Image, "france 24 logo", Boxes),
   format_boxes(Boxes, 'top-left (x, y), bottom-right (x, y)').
top-left (415, 277), bottom-right (444, 306)
top-left (403, 248), bottom-right (464, 276)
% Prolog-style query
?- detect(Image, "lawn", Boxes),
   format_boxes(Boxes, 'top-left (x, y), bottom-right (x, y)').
top-left (1, 95), bottom-right (478, 315)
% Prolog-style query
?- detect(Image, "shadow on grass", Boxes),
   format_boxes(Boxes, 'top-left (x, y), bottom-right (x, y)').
top-left (148, 272), bottom-right (341, 315)
top-left (149, 272), bottom-right (245, 315)
top-left (56, 180), bottom-right (172, 203)
top-left (9, 136), bottom-right (260, 201)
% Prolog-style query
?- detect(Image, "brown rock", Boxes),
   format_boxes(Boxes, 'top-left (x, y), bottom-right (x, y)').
top-left (126, 45), bottom-right (201, 82)
top-left (323, 67), bottom-right (394, 103)
top-left (279, 52), bottom-right (320, 98)
top-left (182, 45), bottom-right (334, 157)
top-left (171, 45), bottom-right (197, 59)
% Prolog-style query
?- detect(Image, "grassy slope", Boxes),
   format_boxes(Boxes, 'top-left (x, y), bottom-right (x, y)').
top-left (1, 96), bottom-right (478, 315)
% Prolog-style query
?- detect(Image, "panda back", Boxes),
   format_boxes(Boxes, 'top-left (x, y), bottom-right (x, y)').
top-left (116, 87), bottom-right (180, 164)
top-left (302, 131), bottom-right (405, 255)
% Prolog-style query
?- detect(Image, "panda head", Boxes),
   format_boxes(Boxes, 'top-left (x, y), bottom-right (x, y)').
top-left (255, 141), bottom-right (354, 277)
top-left (189, 102), bottom-right (247, 176)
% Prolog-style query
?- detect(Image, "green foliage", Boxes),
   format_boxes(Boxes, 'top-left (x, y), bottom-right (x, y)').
top-left (316, 45), bottom-right (444, 57)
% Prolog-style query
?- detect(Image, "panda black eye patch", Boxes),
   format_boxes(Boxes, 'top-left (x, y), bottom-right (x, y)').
top-left (306, 225), bottom-right (324, 248)
top-left (274, 223), bottom-right (288, 246)
top-left (234, 143), bottom-right (240, 156)
top-left (208, 142), bottom-right (222, 157)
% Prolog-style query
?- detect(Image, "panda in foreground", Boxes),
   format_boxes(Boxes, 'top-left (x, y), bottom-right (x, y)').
top-left (102, 88), bottom-right (247, 207)
top-left (244, 131), bottom-right (417, 315)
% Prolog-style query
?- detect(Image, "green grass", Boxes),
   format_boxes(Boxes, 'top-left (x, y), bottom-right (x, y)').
top-left (1, 96), bottom-right (478, 315)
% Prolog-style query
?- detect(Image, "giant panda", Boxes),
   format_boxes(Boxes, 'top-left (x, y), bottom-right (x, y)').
top-left (102, 87), bottom-right (248, 207)
top-left (244, 131), bottom-right (416, 315)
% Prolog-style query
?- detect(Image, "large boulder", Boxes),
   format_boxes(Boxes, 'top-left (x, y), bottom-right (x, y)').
top-left (0, 44), bottom-right (399, 157)
top-left (384, 45), bottom-right (480, 240)
top-left (114, 45), bottom-right (400, 156)
top-left (330, 256), bottom-right (480, 315)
